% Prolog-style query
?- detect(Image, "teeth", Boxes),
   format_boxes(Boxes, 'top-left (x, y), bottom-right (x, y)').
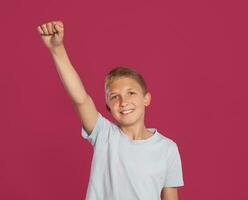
top-left (121, 110), bottom-right (133, 114)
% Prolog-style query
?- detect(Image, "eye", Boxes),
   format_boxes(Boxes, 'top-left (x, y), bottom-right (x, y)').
top-left (110, 95), bottom-right (118, 100)
top-left (128, 91), bottom-right (136, 95)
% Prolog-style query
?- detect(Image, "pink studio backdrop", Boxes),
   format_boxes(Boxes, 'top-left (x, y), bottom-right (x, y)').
top-left (1, 0), bottom-right (247, 199)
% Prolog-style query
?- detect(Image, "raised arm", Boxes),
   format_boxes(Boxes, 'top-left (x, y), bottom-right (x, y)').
top-left (37, 21), bottom-right (98, 134)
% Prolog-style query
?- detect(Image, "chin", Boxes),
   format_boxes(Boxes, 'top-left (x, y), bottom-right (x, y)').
top-left (119, 116), bottom-right (142, 127)
top-left (118, 120), bottom-right (136, 127)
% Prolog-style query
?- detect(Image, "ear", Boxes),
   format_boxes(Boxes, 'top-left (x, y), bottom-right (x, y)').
top-left (144, 92), bottom-right (151, 107)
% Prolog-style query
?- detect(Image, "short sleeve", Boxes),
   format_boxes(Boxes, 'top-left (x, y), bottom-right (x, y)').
top-left (81, 112), bottom-right (113, 147)
top-left (164, 143), bottom-right (184, 188)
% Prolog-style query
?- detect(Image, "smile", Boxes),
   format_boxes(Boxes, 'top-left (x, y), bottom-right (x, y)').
top-left (120, 109), bottom-right (134, 115)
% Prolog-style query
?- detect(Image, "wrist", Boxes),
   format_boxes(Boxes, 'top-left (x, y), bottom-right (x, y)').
top-left (49, 44), bottom-right (65, 55)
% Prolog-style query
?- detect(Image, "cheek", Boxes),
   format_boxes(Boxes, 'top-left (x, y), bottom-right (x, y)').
top-left (109, 101), bottom-right (119, 110)
top-left (133, 97), bottom-right (144, 105)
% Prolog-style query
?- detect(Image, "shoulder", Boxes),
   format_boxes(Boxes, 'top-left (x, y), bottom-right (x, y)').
top-left (156, 130), bottom-right (178, 148)
top-left (82, 112), bottom-right (120, 144)
top-left (154, 130), bottom-right (180, 156)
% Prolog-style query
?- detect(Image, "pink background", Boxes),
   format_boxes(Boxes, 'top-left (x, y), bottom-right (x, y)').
top-left (1, 0), bottom-right (247, 199)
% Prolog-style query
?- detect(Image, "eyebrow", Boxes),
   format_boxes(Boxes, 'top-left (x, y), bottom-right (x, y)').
top-left (109, 88), bottom-right (134, 96)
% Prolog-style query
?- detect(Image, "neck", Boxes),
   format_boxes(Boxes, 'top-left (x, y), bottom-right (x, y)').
top-left (120, 124), bottom-right (152, 140)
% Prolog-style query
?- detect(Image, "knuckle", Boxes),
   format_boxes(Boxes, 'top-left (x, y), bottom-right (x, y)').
top-left (57, 20), bottom-right (63, 26)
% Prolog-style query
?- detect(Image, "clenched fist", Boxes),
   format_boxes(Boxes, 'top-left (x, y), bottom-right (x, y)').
top-left (37, 21), bottom-right (64, 49)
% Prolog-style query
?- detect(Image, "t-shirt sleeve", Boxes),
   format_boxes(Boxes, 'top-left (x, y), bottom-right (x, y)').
top-left (81, 112), bottom-right (113, 147)
top-left (163, 142), bottom-right (184, 188)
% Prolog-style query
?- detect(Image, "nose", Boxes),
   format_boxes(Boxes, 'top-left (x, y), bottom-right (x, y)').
top-left (120, 96), bottom-right (129, 107)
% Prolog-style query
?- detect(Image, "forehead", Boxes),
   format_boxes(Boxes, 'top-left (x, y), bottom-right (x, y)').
top-left (108, 77), bottom-right (142, 93)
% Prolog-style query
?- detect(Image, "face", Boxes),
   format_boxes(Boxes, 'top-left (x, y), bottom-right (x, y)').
top-left (106, 77), bottom-right (151, 127)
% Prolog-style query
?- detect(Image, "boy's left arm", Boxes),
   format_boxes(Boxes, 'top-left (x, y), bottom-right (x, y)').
top-left (161, 187), bottom-right (179, 200)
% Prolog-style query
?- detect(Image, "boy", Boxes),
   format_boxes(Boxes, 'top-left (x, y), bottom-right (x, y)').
top-left (37, 20), bottom-right (184, 200)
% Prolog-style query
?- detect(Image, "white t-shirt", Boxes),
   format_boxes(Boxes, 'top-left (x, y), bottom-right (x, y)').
top-left (82, 112), bottom-right (184, 200)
